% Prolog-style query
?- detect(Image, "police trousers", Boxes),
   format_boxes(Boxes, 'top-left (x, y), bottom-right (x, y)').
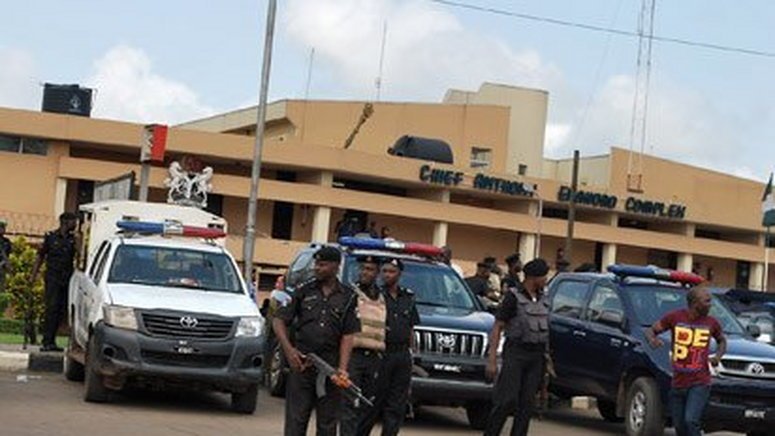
top-left (43, 276), bottom-right (68, 346)
top-left (340, 349), bottom-right (382, 436)
top-left (360, 349), bottom-right (412, 436)
top-left (284, 367), bottom-right (340, 436)
top-left (483, 343), bottom-right (546, 436)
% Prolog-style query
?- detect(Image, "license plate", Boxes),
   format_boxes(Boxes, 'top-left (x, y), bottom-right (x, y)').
top-left (744, 409), bottom-right (766, 420)
top-left (175, 346), bottom-right (196, 354)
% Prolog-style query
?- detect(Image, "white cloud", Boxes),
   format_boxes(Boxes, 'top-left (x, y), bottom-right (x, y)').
top-left (85, 45), bottom-right (214, 124)
top-left (0, 46), bottom-right (40, 110)
top-left (283, 0), bottom-right (562, 100)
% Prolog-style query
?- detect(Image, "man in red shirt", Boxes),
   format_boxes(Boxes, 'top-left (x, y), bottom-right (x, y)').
top-left (645, 286), bottom-right (727, 436)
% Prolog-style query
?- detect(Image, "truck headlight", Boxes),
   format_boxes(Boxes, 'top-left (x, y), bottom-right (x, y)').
top-left (236, 316), bottom-right (264, 337)
top-left (103, 306), bottom-right (138, 331)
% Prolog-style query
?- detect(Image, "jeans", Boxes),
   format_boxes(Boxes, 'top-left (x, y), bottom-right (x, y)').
top-left (670, 385), bottom-right (710, 436)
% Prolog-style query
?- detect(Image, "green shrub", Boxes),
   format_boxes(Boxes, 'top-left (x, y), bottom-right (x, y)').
top-left (0, 292), bottom-right (10, 315)
top-left (0, 317), bottom-right (23, 334)
top-left (6, 237), bottom-right (44, 344)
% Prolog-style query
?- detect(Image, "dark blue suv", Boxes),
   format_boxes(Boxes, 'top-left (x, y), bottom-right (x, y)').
top-left (263, 238), bottom-right (496, 430)
top-left (548, 265), bottom-right (775, 436)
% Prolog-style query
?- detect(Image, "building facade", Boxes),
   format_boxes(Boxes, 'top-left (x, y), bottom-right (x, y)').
top-left (0, 83), bottom-right (772, 290)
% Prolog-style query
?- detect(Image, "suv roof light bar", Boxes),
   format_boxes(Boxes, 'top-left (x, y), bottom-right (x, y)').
top-left (338, 237), bottom-right (444, 258)
top-left (116, 220), bottom-right (226, 239)
top-left (608, 264), bottom-right (704, 286)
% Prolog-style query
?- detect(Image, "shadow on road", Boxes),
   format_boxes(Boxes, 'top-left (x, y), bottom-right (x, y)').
top-left (103, 385), bottom-right (237, 415)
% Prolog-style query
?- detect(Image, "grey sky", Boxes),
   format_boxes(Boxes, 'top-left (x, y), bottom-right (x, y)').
top-left (1, 0), bottom-right (773, 181)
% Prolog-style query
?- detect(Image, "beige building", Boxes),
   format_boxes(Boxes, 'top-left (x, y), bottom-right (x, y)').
top-left (0, 83), bottom-right (772, 290)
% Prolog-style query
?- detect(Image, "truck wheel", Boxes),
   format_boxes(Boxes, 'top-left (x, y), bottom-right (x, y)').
top-left (268, 342), bottom-right (287, 398)
top-left (624, 377), bottom-right (663, 436)
top-left (64, 329), bottom-right (85, 382)
top-left (232, 383), bottom-right (259, 414)
top-left (466, 402), bottom-right (491, 430)
top-left (84, 336), bottom-right (110, 403)
top-left (597, 399), bottom-right (623, 423)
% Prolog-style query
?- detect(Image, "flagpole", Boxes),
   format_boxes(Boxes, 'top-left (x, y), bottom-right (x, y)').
top-left (764, 226), bottom-right (771, 292)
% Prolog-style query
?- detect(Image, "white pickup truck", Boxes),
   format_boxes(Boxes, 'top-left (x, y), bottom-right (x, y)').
top-left (65, 201), bottom-right (265, 413)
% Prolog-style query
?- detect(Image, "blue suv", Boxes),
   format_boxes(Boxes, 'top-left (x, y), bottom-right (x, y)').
top-left (548, 264), bottom-right (775, 436)
top-left (263, 237), bottom-right (496, 429)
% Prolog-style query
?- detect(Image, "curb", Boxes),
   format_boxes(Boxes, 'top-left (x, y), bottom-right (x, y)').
top-left (0, 350), bottom-right (63, 373)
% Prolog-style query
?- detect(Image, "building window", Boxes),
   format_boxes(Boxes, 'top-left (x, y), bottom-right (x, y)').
top-left (470, 147), bottom-right (492, 169)
top-left (0, 134), bottom-right (49, 155)
top-left (518, 164), bottom-right (528, 175)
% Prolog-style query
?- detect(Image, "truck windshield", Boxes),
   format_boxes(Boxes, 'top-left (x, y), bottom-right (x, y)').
top-left (629, 285), bottom-right (744, 335)
top-left (343, 258), bottom-right (478, 310)
top-left (108, 245), bottom-right (243, 293)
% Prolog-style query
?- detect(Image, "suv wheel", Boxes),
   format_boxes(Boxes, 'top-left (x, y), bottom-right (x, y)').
top-left (625, 377), bottom-right (663, 436)
top-left (64, 328), bottom-right (84, 382)
top-left (231, 383), bottom-right (259, 414)
top-left (597, 399), bottom-right (623, 423)
top-left (268, 342), bottom-right (287, 397)
top-left (83, 335), bottom-right (110, 403)
top-left (465, 402), bottom-right (491, 430)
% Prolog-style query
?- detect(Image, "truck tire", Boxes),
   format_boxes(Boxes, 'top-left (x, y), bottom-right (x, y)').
top-left (597, 399), bottom-right (623, 423)
top-left (466, 402), bottom-right (491, 430)
top-left (624, 377), bottom-right (663, 436)
top-left (268, 342), bottom-right (287, 398)
top-left (64, 329), bottom-right (85, 382)
top-left (84, 335), bottom-right (110, 403)
top-left (231, 383), bottom-right (259, 414)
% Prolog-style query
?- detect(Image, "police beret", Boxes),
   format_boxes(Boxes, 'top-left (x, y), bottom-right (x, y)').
top-left (505, 253), bottom-right (521, 267)
top-left (523, 258), bottom-right (549, 278)
top-left (384, 258), bottom-right (404, 271)
top-left (358, 255), bottom-right (379, 264)
top-left (314, 246), bottom-right (342, 263)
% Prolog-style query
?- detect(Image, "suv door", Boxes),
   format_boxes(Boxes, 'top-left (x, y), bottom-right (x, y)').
top-left (549, 278), bottom-right (593, 393)
top-left (582, 281), bottom-right (629, 399)
top-left (73, 240), bottom-right (110, 346)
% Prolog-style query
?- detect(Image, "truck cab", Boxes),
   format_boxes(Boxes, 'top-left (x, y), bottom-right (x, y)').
top-left (264, 237), bottom-right (496, 429)
top-left (65, 201), bottom-right (265, 413)
top-left (548, 264), bottom-right (775, 436)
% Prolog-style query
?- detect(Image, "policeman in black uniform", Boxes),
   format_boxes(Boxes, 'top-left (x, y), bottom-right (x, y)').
top-left (272, 246), bottom-right (360, 436)
top-left (360, 258), bottom-right (420, 436)
top-left (31, 212), bottom-right (77, 352)
top-left (501, 253), bottom-right (522, 292)
top-left (340, 255), bottom-right (385, 436)
top-left (484, 258), bottom-right (550, 436)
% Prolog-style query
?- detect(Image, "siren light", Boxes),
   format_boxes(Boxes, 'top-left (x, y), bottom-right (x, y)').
top-left (607, 264), bottom-right (704, 285)
top-left (116, 220), bottom-right (226, 239)
top-left (338, 237), bottom-right (444, 257)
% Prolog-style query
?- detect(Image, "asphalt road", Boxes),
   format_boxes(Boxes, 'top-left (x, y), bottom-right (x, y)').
top-left (0, 372), bottom-right (741, 436)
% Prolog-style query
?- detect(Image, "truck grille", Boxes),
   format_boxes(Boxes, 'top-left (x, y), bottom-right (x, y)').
top-left (141, 350), bottom-right (229, 368)
top-left (719, 357), bottom-right (775, 380)
top-left (141, 313), bottom-right (235, 340)
top-left (413, 328), bottom-right (487, 357)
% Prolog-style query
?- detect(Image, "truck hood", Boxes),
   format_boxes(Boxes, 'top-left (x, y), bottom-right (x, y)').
top-left (723, 334), bottom-right (775, 360)
top-left (417, 304), bottom-right (494, 333)
top-left (106, 283), bottom-right (259, 318)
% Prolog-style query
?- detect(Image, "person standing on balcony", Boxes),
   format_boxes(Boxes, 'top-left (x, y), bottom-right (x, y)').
top-left (30, 212), bottom-right (78, 352)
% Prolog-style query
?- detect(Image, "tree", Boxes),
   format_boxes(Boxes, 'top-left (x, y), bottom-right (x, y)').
top-left (6, 237), bottom-right (44, 346)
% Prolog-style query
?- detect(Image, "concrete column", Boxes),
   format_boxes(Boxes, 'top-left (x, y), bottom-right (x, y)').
top-left (54, 178), bottom-right (67, 217)
top-left (677, 253), bottom-right (693, 273)
top-left (433, 221), bottom-right (448, 247)
top-left (311, 206), bottom-right (331, 243)
top-left (519, 233), bottom-right (537, 262)
top-left (602, 243), bottom-right (617, 269)
top-left (750, 262), bottom-right (765, 291)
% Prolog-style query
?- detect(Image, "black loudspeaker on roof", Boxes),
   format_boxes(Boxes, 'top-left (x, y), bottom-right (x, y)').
top-left (41, 83), bottom-right (93, 117)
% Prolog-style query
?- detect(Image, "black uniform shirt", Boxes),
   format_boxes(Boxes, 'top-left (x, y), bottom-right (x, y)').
top-left (356, 281), bottom-right (381, 300)
top-left (501, 274), bottom-right (520, 292)
top-left (465, 276), bottom-right (489, 297)
top-left (496, 284), bottom-right (545, 322)
top-left (277, 278), bottom-right (360, 358)
top-left (40, 230), bottom-right (76, 279)
top-left (383, 286), bottom-right (420, 345)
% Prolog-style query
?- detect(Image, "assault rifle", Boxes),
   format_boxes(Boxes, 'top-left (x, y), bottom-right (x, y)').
top-left (305, 352), bottom-right (374, 408)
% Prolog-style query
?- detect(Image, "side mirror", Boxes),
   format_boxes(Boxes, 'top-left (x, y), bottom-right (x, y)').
top-left (599, 310), bottom-right (625, 329)
top-left (746, 324), bottom-right (762, 338)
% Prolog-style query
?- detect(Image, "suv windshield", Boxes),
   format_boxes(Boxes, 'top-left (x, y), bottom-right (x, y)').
top-left (343, 257), bottom-right (478, 310)
top-left (108, 245), bottom-right (243, 293)
top-left (628, 285), bottom-right (744, 335)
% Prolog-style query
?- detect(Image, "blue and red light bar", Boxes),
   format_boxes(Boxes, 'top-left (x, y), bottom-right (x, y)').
top-left (116, 220), bottom-right (226, 239)
top-left (338, 237), bottom-right (444, 257)
top-left (607, 264), bottom-right (704, 285)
